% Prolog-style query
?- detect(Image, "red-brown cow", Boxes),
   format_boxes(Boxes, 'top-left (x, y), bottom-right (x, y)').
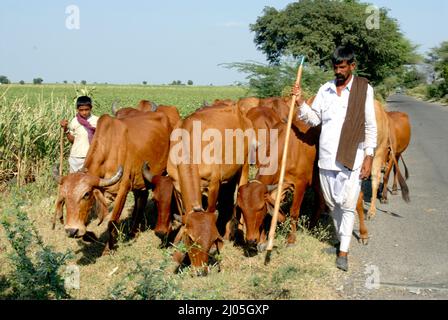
top-left (380, 111), bottom-right (411, 204)
top-left (237, 116), bottom-right (323, 254)
top-left (166, 102), bottom-right (254, 274)
top-left (53, 111), bottom-right (171, 253)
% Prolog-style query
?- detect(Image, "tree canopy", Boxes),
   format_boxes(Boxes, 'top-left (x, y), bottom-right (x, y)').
top-left (250, 0), bottom-right (419, 85)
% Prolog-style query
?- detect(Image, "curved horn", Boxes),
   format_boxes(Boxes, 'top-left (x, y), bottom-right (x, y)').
top-left (266, 184), bottom-right (278, 192)
top-left (111, 99), bottom-right (120, 116)
top-left (150, 101), bottom-right (158, 112)
top-left (52, 164), bottom-right (62, 184)
top-left (142, 161), bottom-right (154, 183)
top-left (98, 166), bottom-right (123, 187)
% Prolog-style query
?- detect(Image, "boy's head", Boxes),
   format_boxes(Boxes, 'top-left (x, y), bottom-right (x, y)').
top-left (76, 96), bottom-right (92, 119)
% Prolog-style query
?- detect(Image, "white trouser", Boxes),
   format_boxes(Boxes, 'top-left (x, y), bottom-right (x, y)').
top-left (319, 167), bottom-right (362, 253)
top-left (68, 156), bottom-right (86, 173)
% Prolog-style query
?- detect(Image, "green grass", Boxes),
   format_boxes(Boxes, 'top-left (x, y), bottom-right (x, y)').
top-left (0, 83), bottom-right (340, 300)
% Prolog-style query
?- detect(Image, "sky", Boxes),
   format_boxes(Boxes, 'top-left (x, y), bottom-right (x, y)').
top-left (0, 0), bottom-right (447, 85)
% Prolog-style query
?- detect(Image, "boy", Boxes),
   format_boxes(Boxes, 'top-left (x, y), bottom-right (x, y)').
top-left (60, 96), bottom-right (99, 173)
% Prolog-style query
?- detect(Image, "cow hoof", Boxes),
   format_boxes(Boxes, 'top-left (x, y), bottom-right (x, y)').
top-left (380, 198), bottom-right (389, 204)
top-left (391, 190), bottom-right (399, 196)
top-left (367, 213), bottom-right (375, 220)
top-left (257, 243), bottom-right (267, 253)
top-left (360, 238), bottom-right (369, 246)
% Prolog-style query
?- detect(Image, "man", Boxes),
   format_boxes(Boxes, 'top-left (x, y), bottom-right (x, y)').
top-left (60, 96), bottom-right (98, 173)
top-left (292, 46), bottom-right (377, 271)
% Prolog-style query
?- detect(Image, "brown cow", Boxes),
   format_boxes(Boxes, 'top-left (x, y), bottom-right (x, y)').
top-left (367, 102), bottom-right (410, 220)
top-left (237, 115), bottom-right (323, 254)
top-left (380, 111), bottom-right (411, 204)
top-left (166, 102), bottom-right (254, 274)
top-left (53, 111), bottom-right (171, 253)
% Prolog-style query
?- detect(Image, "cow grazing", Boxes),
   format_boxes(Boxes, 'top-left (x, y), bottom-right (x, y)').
top-left (237, 116), bottom-right (323, 254)
top-left (53, 111), bottom-right (171, 253)
top-left (166, 102), bottom-right (254, 274)
top-left (380, 111), bottom-right (411, 204)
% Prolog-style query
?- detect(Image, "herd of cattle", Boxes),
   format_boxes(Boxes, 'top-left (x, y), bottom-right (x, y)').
top-left (52, 95), bottom-right (411, 275)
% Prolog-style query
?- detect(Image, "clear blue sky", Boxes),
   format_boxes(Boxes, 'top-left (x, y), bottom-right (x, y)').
top-left (1, 0), bottom-right (446, 85)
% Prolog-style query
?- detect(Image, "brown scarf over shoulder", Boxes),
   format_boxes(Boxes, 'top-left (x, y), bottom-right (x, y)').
top-left (336, 76), bottom-right (369, 171)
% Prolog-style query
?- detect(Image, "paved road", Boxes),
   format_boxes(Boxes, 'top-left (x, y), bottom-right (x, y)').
top-left (336, 95), bottom-right (448, 300)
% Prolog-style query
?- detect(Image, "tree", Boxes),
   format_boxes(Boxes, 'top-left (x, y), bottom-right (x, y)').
top-left (0, 75), bottom-right (10, 84)
top-left (427, 41), bottom-right (448, 98)
top-left (33, 78), bottom-right (43, 85)
top-left (19, 80), bottom-right (25, 85)
top-left (250, 0), bottom-right (419, 85)
top-left (142, 81), bottom-right (147, 85)
top-left (187, 80), bottom-right (193, 86)
top-left (81, 80), bottom-right (87, 85)
top-left (223, 60), bottom-right (332, 98)
top-left (63, 80), bottom-right (68, 84)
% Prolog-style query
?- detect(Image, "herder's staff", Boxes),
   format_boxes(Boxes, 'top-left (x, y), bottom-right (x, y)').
top-left (265, 56), bottom-right (305, 265)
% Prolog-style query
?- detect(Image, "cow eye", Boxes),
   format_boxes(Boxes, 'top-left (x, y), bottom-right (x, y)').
top-left (83, 192), bottom-right (91, 199)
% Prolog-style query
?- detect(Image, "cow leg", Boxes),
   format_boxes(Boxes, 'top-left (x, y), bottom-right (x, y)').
top-left (357, 191), bottom-right (369, 245)
top-left (206, 180), bottom-right (220, 214)
top-left (391, 155), bottom-right (401, 195)
top-left (380, 157), bottom-right (394, 204)
top-left (130, 189), bottom-right (149, 237)
top-left (367, 155), bottom-right (383, 220)
top-left (287, 181), bottom-right (307, 246)
top-left (103, 186), bottom-right (129, 255)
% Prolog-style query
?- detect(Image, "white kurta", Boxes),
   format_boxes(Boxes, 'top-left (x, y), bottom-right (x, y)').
top-left (298, 76), bottom-right (377, 253)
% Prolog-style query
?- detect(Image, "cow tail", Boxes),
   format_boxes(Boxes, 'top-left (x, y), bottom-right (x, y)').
top-left (388, 132), bottom-right (410, 203)
top-left (401, 155), bottom-right (410, 180)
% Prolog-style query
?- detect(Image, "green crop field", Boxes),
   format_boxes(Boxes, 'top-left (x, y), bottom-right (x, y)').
top-left (0, 84), bottom-right (340, 300)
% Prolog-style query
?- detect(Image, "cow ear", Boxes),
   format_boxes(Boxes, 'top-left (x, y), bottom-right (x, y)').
top-left (93, 189), bottom-right (109, 226)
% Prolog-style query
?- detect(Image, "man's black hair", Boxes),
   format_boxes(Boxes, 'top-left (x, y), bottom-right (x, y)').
top-left (332, 46), bottom-right (356, 65)
top-left (76, 96), bottom-right (92, 108)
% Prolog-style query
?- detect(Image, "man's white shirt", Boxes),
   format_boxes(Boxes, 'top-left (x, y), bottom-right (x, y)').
top-left (298, 76), bottom-right (377, 171)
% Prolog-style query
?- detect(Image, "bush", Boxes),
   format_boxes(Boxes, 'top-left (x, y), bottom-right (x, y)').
top-left (0, 75), bottom-right (10, 84)
top-left (33, 78), bottom-right (43, 85)
top-left (0, 195), bottom-right (72, 299)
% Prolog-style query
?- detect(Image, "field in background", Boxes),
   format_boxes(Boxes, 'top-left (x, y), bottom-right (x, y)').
top-left (0, 84), bottom-right (340, 300)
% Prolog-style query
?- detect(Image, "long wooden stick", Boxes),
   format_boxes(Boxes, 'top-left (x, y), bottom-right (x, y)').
top-left (265, 56), bottom-right (305, 265)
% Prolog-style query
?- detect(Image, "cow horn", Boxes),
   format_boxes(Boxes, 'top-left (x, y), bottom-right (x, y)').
top-left (111, 99), bottom-right (120, 116)
top-left (266, 185), bottom-right (277, 192)
top-left (52, 164), bottom-right (62, 184)
top-left (142, 161), bottom-right (154, 183)
top-left (150, 101), bottom-right (158, 112)
top-left (174, 214), bottom-right (182, 223)
top-left (98, 166), bottom-right (123, 187)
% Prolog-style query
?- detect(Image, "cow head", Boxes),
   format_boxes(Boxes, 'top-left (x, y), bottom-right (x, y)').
top-left (53, 165), bottom-right (123, 239)
top-left (182, 211), bottom-right (223, 276)
top-left (237, 181), bottom-right (278, 255)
